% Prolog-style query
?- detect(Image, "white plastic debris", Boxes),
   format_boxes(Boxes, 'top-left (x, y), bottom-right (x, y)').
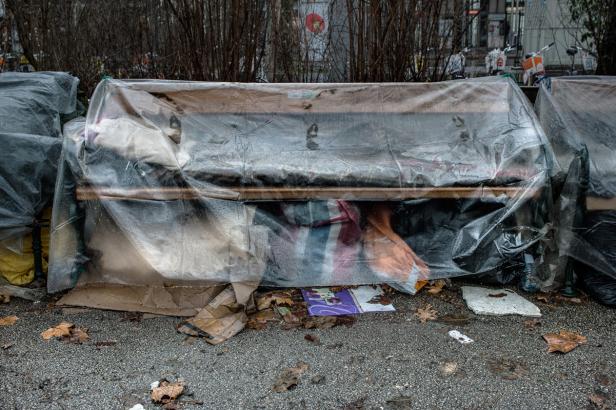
top-left (461, 286), bottom-right (541, 317)
top-left (128, 404), bottom-right (145, 410)
top-left (448, 330), bottom-right (474, 344)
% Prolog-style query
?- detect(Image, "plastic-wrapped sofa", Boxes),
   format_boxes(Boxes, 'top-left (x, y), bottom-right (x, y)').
top-left (49, 78), bottom-right (556, 297)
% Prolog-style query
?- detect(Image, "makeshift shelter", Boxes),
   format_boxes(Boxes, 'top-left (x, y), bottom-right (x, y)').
top-left (48, 77), bottom-right (557, 309)
top-left (0, 72), bottom-right (79, 285)
top-left (536, 76), bottom-right (616, 304)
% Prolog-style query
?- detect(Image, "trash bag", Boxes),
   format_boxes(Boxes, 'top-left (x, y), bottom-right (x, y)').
top-left (575, 211), bottom-right (616, 306)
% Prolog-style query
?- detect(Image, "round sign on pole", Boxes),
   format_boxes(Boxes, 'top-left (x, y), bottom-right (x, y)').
top-left (306, 13), bottom-right (325, 34)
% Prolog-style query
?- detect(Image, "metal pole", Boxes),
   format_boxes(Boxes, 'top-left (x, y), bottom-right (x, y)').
top-left (32, 220), bottom-right (43, 281)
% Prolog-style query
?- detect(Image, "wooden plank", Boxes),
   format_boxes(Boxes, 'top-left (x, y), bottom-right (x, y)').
top-left (106, 81), bottom-right (511, 114)
top-left (587, 197), bottom-right (616, 211)
top-left (76, 186), bottom-right (536, 201)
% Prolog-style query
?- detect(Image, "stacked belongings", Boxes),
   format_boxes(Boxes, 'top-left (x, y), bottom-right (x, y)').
top-left (48, 78), bottom-right (555, 341)
top-left (536, 77), bottom-right (616, 305)
top-left (0, 72), bottom-right (79, 286)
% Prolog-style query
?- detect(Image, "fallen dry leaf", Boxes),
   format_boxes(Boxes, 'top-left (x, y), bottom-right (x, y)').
top-left (151, 379), bottom-right (185, 403)
top-left (41, 322), bottom-right (73, 340)
top-left (41, 322), bottom-right (89, 344)
top-left (256, 291), bottom-right (294, 311)
top-left (367, 294), bottom-right (392, 305)
top-left (595, 374), bottom-right (611, 387)
top-left (523, 319), bottom-right (541, 330)
top-left (536, 294), bottom-right (551, 303)
top-left (487, 358), bottom-right (528, 380)
top-left (439, 361), bottom-right (458, 376)
top-left (543, 330), bottom-right (587, 353)
top-left (272, 361), bottom-right (309, 392)
top-left (415, 305), bottom-right (438, 323)
top-left (162, 402), bottom-right (179, 410)
top-left (304, 334), bottom-right (321, 345)
top-left (303, 315), bottom-right (355, 329)
top-left (0, 315), bottom-right (18, 326)
top-left (94, 340), bottom-right (117, 348)
top-left (385, 396), bottom-right (412, 409)
top-left (66, 327), bottom-right (89, 344)
top-left (589, 392), bottom-right (608, 409)
top-left (555, 295), bottom-right (583, 305)
top-left (247, 308), bottom-right (279, 330)
top-left (426, 280), bottom-right (446, 295)
top-left (438, 313), bottom-right (470, 326)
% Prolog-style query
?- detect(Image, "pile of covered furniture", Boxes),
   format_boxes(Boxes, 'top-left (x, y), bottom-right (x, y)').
top-left (537, 77), bottom-right (616, 305)
top-left (48, 78), bottom-right (555, 303)
top-left (0, 72), bottom-right (79, 285)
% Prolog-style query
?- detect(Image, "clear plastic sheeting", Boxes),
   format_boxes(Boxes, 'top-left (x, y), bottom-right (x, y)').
top-left (0, 72), bottom-right (79, 243)
top-left (536, 77), bottom-right (616, 301)
top-left (48, 78), bottom-right (555, 293)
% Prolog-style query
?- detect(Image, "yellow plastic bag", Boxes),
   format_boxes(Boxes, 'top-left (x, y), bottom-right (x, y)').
top-left (0, 210), bottom-right (50, 286)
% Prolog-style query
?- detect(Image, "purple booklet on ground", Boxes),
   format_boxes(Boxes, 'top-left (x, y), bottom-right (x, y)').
top-left (301, 286), bottom-right (396, 316)
top-left (301, 288), bottom-right (361, 316)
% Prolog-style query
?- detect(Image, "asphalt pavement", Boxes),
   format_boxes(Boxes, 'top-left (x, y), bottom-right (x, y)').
top-left (0, 281), bottom-right (614, 410)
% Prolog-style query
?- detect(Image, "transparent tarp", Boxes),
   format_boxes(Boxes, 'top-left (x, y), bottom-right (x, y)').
top-left (48, 78), bottom-right (555, 293)
top-left (536, 77), bottom-right (616, 303)
top-left (0, 72), bottom-right (79, 252)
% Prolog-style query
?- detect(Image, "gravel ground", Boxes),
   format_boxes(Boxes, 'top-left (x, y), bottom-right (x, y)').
top-left (0, 281), bottom-right (614, 410)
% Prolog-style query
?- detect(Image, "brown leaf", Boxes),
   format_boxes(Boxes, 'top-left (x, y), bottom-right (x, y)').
top-left (272, 361), bottom-right (309, 392)
top-left (589, 392), bottom-right (608, 409)
top-left (334, 315), bottom-right (356, 327)
top-left (555, 295), bottom-right (583, 305)
top-left (66, 327), bottom-right (89, 344)
top-left (488, 292), bottom-right (507, 298)
top-left (595, 374), bottom-right (611, 387)
top-left (247, 308), bottom-right (279, 330)
top-left (543, 330), bottom-right (587, 353)
top-left (304, 334), bottom-right (321, 345)
top-left (536, 294), bottom-right (551, 303)
top-left (0, 315), bottom-right (18, 326)
top-left (151, 380), bottom-right (185, 403)
top-left (523, 319), bottom-right (541, 330)
top-left (415, 305), bottom-right (438, 323)
top-left (94, 340), bottom-right (117, 348)
top-left (438, 313), bottom-right (470, 326)
top-left (304, 316), bottom-right (337, 329)
top-left (386, 396), bottom-right (412, 409)
top-left (162, 402), bottom-right (179, 410)
top-left (41, 322), bottom-right (89, 344)
top-left (426, 280), bottom-right (446, 295)
top-left (367, 294), bottom-right (392, 305)
top-left (41, 322), bottom-right (74, 340)
top-left (256, 291), bottom-right (294, 311)
top-left (487, 358), bottom-right (528, 380)
top-left (303, 315), bottom-right (355, 329)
